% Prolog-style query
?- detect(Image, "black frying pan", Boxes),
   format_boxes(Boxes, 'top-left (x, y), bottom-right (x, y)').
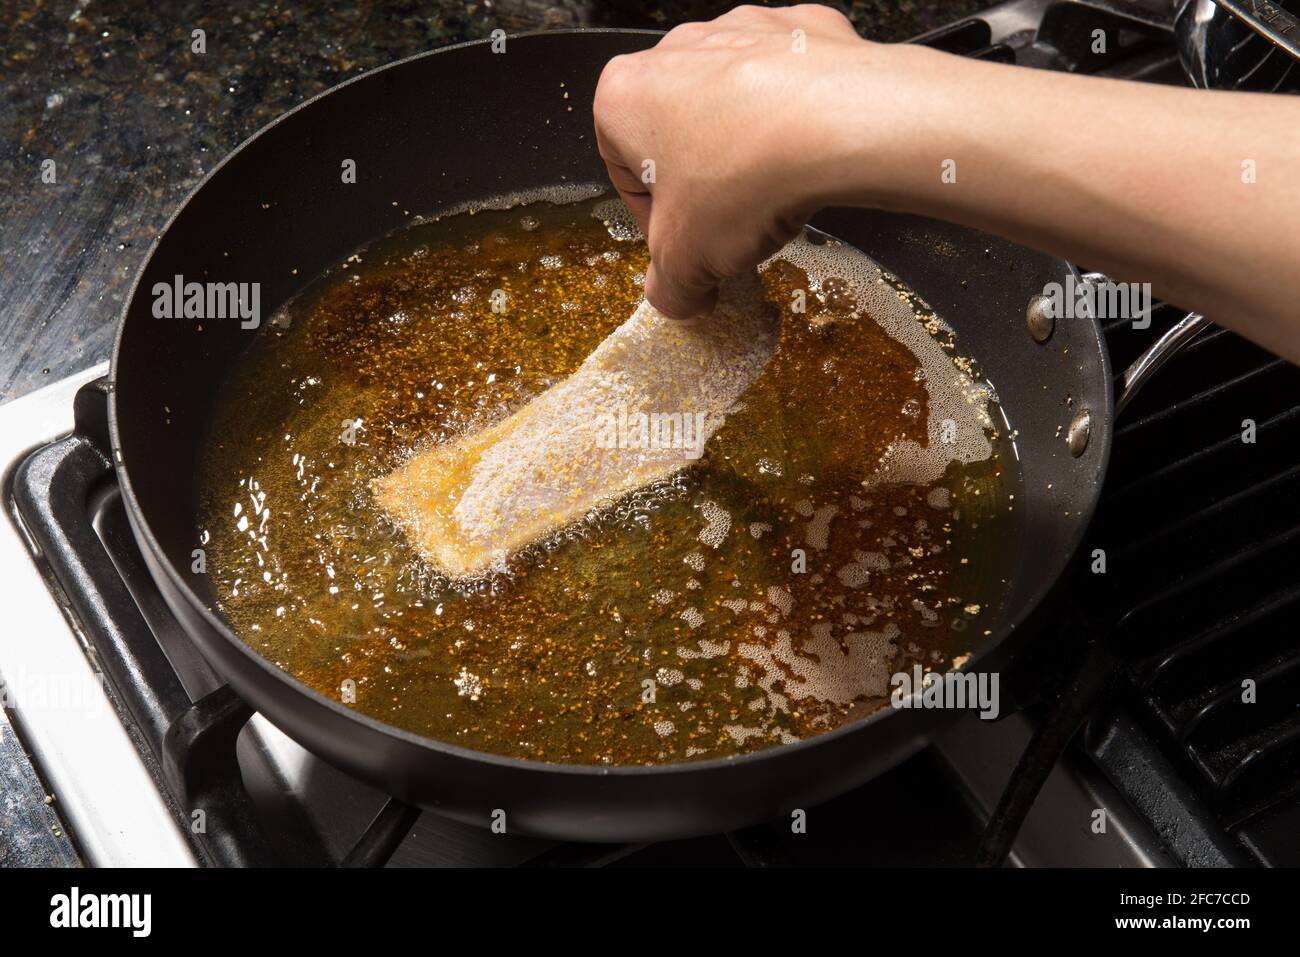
top-left (110, 31), bottom-right (1131, 841)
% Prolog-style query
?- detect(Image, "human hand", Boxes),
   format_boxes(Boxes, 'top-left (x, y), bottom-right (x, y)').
top-left (593, 4), bottom-right (877, 319)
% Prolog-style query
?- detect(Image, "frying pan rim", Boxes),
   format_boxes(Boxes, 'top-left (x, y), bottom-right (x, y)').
top-left (108, 29), bottom-right (1115, 780)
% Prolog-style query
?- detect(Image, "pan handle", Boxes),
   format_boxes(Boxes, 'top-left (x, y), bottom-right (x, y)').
top-left (1115, 310), bottom-right (1211, 415)
top-left (1077, 271), bottom-right (1214, 415)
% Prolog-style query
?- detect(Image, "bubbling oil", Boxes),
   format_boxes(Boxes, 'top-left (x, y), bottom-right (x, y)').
top-left (197, 191), bottom-right (1023, 765)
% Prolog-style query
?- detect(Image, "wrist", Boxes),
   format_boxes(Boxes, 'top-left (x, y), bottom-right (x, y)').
top-left (799, 41), bottom-right (976, 215)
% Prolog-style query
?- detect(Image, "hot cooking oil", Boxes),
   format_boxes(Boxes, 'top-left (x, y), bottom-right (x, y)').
top-left (197, 191), bottom-right (1023, 765)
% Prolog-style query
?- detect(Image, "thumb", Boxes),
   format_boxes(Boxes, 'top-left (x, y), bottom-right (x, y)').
top-left (645, 259), bottom-right (718, 321)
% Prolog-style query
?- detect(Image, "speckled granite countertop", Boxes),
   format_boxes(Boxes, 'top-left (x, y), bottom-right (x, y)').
top-left (0, 1), bottom-right (988, 404)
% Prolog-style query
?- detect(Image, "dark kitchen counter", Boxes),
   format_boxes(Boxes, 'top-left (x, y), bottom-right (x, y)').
top-left (0, 0), bottom-right (986, 405)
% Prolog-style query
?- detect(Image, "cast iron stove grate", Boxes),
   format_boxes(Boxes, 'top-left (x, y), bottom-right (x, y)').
top-left (1084, 304), bottom-right (1300, 866)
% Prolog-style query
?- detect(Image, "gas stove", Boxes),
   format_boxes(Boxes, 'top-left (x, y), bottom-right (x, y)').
top-left (2, 0), bottom-right (1297, 868)
top-left (0, 364), bottom-right (1177, 867)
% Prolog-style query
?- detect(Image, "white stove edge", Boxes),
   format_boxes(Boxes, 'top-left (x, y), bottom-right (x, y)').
top-left (0, 364), bottom-right (197, 867)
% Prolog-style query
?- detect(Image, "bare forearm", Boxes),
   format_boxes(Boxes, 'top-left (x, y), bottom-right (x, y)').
top-left (830, 44), bottom-right (1300, 360)
top-left (595, 6), bottom-right (1300, 356)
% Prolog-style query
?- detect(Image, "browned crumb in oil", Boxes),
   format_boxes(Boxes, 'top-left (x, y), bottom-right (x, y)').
top-left (197, 197), bottom-right (1016, 766)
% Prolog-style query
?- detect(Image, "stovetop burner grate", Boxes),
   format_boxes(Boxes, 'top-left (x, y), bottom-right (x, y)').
top-left (1089, 305), bottom-right (1300, 863)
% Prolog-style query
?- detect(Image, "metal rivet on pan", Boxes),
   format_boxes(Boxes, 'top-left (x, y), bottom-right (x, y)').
top-left (1067, 410), bottom-right (1091, 457)
top-left (1026, 295), bottom-right (1054, 343)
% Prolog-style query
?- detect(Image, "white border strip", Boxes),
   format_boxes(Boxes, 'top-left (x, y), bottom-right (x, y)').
top-left (0, 364), bottom-right (196, 867)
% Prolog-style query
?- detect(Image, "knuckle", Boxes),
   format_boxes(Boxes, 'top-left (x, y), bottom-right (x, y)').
top-left (594, 57), bottom-right (635, 115)
top-left (596, 53), bottom-right (640, 95)
top-left (718, 4), bottom-right (773, 27)
top-left (662, 21), bottom-right (709, 45)
top-left (793, 3), bottom-right (853, 28)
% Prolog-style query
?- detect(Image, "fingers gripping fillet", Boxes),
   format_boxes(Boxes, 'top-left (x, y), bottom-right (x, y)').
top-left (373, 275), bottom-right (780, 578)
